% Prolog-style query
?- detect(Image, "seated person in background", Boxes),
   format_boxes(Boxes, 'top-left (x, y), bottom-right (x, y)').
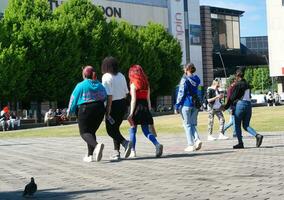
top-left (44, 109), bottom-right (55, 126)
top-left (274, 92), bottom-right (280, 106)
top-left (0, 107), bottom-right (10, 131)
top-left (55, 108), bottom-right (65, 124)
top-left (266, 91), bottom-right (274, 107)
top-left (8, 112), bottom-right (21, 130)
top-left (55, 108), bottom-right (62, 116)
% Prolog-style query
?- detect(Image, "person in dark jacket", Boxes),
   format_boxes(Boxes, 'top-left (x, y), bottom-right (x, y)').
top-left (224, 68), bottom-right (263, 149)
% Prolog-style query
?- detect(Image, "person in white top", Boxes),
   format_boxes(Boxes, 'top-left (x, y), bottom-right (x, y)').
top-left (206, 79), bottom-right (228, 141)
top-left (101, 57), bottom-right (132, 161)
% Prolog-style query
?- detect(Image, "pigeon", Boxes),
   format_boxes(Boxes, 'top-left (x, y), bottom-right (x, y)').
top-left (23, 177), bottom-right (37, 197)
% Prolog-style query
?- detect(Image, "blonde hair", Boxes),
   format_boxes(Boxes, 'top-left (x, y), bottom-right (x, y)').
top-left (211, 79), bottom-right (220, 87)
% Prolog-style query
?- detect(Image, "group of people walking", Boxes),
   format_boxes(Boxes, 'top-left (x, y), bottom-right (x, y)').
top-left (175, 64), bottom-right (263, 151)
top-left (67, 57), bottom-right (162, 162)
top-left (67, 58), bottom-right (264, 162)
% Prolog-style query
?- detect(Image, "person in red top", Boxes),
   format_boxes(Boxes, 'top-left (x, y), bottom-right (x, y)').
top-left (127, 65), bottom-right (163, 158)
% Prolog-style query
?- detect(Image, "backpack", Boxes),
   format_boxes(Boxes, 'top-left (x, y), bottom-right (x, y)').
top-left (185, 79), bottom-right (202, 109)
top-left (203, 88), bottom-right (216, 110)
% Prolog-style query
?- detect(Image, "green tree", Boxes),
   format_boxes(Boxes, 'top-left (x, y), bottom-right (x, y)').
top-left (138, 23), bottom-right (182, 97)
top-left (0, 0), bottom-right (53, 106)
top-left (244, 66), bottom-right (271, 93)
top-left (252, 67), bottom-right (271, 92)
top-left (0, 0), bottom-right (182, 110)
top-left (103, 20), bottom-right (141, 75)
top-left (54, 0), bottom-right (107, 69)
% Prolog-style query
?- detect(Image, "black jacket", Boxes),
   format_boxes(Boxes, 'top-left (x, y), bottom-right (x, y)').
top-left (224, 79), bottom-right (250, 110)
top-left (206, 87), bottom-right (218, 107)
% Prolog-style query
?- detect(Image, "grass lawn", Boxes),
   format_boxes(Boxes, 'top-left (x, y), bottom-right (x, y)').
top-left (0, 106), bottom-right (284, 139)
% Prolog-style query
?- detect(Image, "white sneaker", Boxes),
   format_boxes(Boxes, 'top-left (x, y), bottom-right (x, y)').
top-left (129, 150), bottom-right (136, 158)
top-left (94, 143), bottom-right (104, 162)
top-left (195, 140), bottom-right (202, 151)
top-left (208, 135), bottom-right (216, 141)
top-left (109, 151), bottom-right (121, 161)
top-left (218, 134), bottom-right (229, 140)
top-left (184, 145), bottom-right (195, 152)
top-left (83, 155), bottom-right (93, 162)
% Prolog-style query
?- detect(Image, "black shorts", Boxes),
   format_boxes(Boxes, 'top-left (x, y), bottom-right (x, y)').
top-left (132, 99), bottom-right (153, 125)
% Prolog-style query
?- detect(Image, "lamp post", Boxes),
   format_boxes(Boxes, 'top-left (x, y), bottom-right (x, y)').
top-left (216, 52), bottom-right (227, 78)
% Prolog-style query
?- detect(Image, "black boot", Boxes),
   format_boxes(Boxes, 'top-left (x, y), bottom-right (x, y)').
top-left (256, 134), bottom-right (263, 148)
top-left (233, 143), bottom-right (244, 149)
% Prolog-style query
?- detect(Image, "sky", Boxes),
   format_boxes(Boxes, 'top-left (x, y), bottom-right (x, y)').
top-left (200, 0), bottom-right (267, 37)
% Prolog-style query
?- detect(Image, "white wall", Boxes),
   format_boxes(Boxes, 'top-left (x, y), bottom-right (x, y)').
top-left (53, 0), bottom-right (168, 27)
top-left (93, 0), bottom-right (168, 28)
top-left (188, 0), bottom-right (203, 85)
top-left (266, 0), bottom-right (284, 77)
top-left (168, 0), bottom-right (187, 65)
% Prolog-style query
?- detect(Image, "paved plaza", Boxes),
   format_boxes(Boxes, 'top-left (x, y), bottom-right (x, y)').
top-left (0, 131), bottom-right (284, 200)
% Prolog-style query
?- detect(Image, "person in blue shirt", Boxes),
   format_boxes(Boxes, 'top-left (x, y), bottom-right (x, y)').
top-left (67, 66), bottom-right (107, 162)
top-left (175, 63), bottom-right (202, 152)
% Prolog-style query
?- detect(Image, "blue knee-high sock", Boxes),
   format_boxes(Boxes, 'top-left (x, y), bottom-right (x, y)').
top-left (129, 127), bottom-right (137, 150)
top-left (141, 125), bottom-right (159, 146)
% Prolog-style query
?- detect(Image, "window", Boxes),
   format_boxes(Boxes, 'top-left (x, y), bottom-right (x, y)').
top-left (211, 14), bottom-right (241, 51)
top-left (283, 0), bottom-right (284, 6)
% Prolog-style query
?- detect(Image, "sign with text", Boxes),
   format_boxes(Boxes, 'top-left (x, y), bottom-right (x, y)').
top-left (47, 0), bottom-right (168, 27)
top-left (190, 24), bottom-right (201, 45)
top-left (169, 0), bottom-right (186, 65)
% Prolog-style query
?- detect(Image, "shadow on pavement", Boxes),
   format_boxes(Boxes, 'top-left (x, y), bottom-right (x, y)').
top-left (0, 143), bottom-right (34, 147)
top-left (119, 150), bottom-right (234, 161)
top-left (0, 187), bottom-right (112, 200)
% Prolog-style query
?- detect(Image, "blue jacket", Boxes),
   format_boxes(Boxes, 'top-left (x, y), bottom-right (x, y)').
top-left (68, 79), bottom-right (107, 114)
top-left (175, 74), bottom-right (200, 110)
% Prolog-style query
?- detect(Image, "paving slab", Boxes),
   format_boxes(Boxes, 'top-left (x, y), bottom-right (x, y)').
top-left (0, 132), bottom-right (284, 200)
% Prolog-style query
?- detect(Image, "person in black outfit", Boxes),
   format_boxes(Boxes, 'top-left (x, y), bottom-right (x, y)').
top-left (223, 68), bottom-right (263, 149)
top-left (101, 57), bottom-right (132, 161)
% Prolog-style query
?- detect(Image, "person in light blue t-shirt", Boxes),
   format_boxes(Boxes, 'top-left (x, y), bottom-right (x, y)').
top-left (67, 66), bottom-right (107, 163)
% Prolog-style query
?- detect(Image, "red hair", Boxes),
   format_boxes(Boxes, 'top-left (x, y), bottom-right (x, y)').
top-left (3, 106), bottom-right (9, 113)
top-left (128, 65), bottom-right (149, 90)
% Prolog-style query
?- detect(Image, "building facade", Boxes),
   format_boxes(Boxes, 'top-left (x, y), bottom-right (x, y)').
top-left (266, 0), bottom-right (284, 93)
top-left (200, 6), bottom-right (243, 88)
top-left (241, 36), bottom-right (268, 58)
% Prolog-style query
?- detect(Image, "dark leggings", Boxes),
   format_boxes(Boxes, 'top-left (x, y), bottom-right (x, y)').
top-left (106, 99), bottom-right (127, 151)
top-left (78, 101), bottom-right (105, 156)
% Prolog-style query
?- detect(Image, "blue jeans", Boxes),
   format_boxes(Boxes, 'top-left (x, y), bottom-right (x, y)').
top-left (181, 106), bottom-right (200, 146)
top-left (224, 110), bottom-right (236, 136)
top-left (234, 101), bottom-right (257, 144)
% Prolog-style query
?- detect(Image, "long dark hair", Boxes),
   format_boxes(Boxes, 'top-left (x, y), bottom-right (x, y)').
top-left (101, 56), bottom-right (118, 75)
